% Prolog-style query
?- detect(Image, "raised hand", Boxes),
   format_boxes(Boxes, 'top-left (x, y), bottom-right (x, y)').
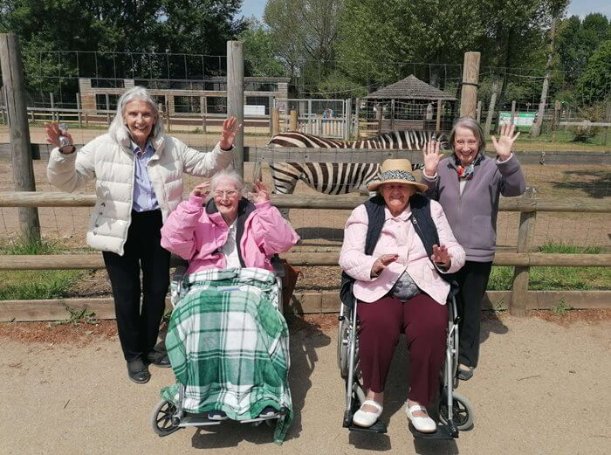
top-left (219, 116), bottom-right (241, 150)
top-left (491, 122), bottom-right (520, 160)
top-left (422, 139), bottom-right (442, 177)
top-left (371, 253), bottom-right (399, 277)
top-left (45, 122), bottom-right (74, 150)
top-left (191, 181), bottom-right (211, 198)
top-left (249, 180), bottom-right (270, 204)
top-left (431, 244), bottom-right (451, 267)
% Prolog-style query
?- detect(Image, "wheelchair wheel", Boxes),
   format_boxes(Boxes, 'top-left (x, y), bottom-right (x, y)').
top-left (438, 391), bottom-right (474, 431)
top-left (151, 399), bottom-right (181, 436)
top-left (337, 309), bottom-right (351, 379)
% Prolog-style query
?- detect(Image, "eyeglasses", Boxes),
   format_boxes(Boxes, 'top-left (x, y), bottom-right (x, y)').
top-left (213, 190), bottom-right (239, 198)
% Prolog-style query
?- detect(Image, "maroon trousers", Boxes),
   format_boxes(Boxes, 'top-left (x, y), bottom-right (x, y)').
top-left (357, 293), bottom-right (448, 406)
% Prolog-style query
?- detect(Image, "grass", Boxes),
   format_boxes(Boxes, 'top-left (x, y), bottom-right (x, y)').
top-left (484, 128), bottom-right (609, 151)
top-left (0, 237), bottom-right (85, 300)
top-left (0, 270), bottom-right (85, 300)
top-left (488, 243), bottom-right (610, 291)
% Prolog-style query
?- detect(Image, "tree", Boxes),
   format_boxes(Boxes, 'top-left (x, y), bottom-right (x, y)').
top-left (0, 0), bottom-right (246, 101)
top-left (556, 13), bottom-right (610, 86)
top-left (575, 39), bottom-right (611, 104)
top-left (239, 20), bottom-right (285, 77)
top-left (264, 0), bottom-right (343, 95)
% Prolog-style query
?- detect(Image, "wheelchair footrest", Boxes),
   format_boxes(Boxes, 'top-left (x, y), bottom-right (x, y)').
top-left (408, 422), bottom-right (458, 440)
top-left (347, 420), bottom-right (387, 434)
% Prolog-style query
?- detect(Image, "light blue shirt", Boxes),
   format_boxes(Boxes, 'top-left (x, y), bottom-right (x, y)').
top-left (132, 141), bottom-right (159, 212)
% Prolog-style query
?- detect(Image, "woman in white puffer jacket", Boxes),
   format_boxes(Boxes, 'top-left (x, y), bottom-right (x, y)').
top-left (46, 86), bottom-right (239, 384)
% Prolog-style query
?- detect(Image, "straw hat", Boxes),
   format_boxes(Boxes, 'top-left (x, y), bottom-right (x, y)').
top-left (367, 158), bottom-right (428, 192)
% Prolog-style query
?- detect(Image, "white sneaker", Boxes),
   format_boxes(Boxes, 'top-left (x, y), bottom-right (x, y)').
top-left (406, 404), bottom-right (436, 433)
top-left (352, 400), bottom-right (383, 427)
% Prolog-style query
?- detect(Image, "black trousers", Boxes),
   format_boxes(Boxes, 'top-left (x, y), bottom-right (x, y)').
top-left (102, 210), bottom-right (170, 362)
top-left (455, 260), bottom-right (493, 369)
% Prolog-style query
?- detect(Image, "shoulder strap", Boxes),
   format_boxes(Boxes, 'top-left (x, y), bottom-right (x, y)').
top-left (364, 195), bottom-right (385, 255)
top-left (409, 193), bottom-right (439, 258)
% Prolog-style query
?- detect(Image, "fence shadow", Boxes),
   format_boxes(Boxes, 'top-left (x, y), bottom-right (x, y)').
top-left (552, 169), bottom-right (611, 199)
top-left (295, 227), bottom-right (345, 243)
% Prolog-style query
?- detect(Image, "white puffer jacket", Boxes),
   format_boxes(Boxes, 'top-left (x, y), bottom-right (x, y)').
top-left (47, 133), bottom-right (233, 255)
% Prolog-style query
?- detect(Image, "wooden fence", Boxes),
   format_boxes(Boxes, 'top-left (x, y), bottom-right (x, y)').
top-left (1, 191), bottom-right (610, 322)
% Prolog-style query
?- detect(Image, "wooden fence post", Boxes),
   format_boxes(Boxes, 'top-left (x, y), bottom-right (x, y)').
top-left (460, 51), bottom-right (480, 119)
top-left (227, 40), bottom-right (244, 178)
top-left (271, 108), bottom-right (279, 136)
top-left (200, 96), bottom-right (207, 134)
top-left (289, 110), bottom-right (298, 131)
top-left (0, 33), bottom-right (40, 243)
top-left (510, 187), bottom-right (537, 316)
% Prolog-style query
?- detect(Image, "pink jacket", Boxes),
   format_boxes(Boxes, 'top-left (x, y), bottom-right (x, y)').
top-left (339, 200), bottom-right (465, 305)
top-left (160, 195), bottom-right (300, 274)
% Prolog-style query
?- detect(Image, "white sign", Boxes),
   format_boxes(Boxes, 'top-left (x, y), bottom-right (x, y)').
top-left (244, 105), bottom-right (266, 116)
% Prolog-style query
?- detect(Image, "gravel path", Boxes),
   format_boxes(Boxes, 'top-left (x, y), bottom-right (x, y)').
top-left (1, 314), bottom-right (610, 455)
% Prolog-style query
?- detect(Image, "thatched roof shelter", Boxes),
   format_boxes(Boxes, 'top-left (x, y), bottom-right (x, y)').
top-left (361, 75), bottom-right (456, 134)
top-left (365, 74), bottom-right (456, 101)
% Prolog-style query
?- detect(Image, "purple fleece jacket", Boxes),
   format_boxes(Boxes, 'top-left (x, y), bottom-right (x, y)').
top-left (421, 153), bottom-right (526, 262)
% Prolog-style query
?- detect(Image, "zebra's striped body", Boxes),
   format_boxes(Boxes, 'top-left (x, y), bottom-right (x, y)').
top-left (268, 130), bottom-right (446, 195)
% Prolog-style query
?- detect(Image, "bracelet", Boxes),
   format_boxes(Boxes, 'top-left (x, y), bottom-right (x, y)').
top-left (59, 144), bottom-right (76, 154)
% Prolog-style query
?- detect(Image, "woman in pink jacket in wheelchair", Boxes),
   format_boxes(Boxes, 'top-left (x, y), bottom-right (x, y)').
top-left (160, 169), bottom-right (300, 273)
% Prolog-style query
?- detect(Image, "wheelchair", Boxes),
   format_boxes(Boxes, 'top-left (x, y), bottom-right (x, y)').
top-left (337, 285), bottom-right (474, 439)
top-left (151, 256), bottom-right (291, 444)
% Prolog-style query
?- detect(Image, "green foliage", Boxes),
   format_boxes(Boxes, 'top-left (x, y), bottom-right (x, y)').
top-left (489, 242), bottom-right (609, 292)
top-left (489, 265), bottom-right (610, 291)
top-left (240, 20), bottom-right (286, 77)
top-left (569, 103), bottom-right (607, 142)
top-left (537, 243), bottom-right (601, 254)
top-left (53, 305), bottom-right (98, 325)
top-left (0, 270), bottom-right (85, 300)
top-left (317, 70), bottom-right (368, 98)
top-left (264, 0), bottom-right (343, 94)
top-left (556, 13), bottom-right (611, 85)
top-left (575, 39), bottom-right (611, 104)
top-left (551, 298), bottom-right (572, 316)
top-left (0, 0), bottom-right (246, 96)
top-left (0, 237), bottom-right (61, 255)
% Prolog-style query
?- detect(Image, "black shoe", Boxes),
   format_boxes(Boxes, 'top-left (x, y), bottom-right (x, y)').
top-left (147, 351), bottom-right (171, 368)
top-left (457, 364), bottom-right (474, 381)
top-left (127, 359), bottom-right (151, 384)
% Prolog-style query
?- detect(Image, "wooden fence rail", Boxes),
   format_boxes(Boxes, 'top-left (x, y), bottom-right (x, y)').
top-left (0, 191), bottom-right (610, 321)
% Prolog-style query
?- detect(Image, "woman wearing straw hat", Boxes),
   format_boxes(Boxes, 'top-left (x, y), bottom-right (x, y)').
top-left (339, 158), bottom-right (465, 432)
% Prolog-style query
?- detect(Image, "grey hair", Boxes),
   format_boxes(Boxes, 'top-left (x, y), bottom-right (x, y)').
top-left (108, 86), bottom-right (164, 145)
top-left (449, 117), bottom-right (486, 155)
top-left (210, 169), bottom-right (244, 193)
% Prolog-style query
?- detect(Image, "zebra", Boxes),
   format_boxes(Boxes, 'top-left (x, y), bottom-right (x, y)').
top-left (267, 130), bottom-right (447, 196)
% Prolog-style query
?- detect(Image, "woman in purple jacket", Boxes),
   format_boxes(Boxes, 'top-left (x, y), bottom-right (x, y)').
top-left (421, 117), bottom-right (526, 381)
top-left (160, 169), bottom-right (300, 275)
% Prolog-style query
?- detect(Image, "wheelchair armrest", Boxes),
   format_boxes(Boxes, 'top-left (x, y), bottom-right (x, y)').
top-left (270, 254), bottom-right (286, 278)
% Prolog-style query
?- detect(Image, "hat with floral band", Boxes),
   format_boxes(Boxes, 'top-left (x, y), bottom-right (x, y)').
top-left (367, 158), bottom-right (428, 192)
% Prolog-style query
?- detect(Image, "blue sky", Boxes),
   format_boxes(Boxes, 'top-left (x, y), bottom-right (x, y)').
top-left (238, 0), bottom-right (611, 21)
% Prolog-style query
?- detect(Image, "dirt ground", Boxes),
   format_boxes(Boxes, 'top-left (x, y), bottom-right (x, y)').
top-left (1, 126), bottom-right (610, 453)
top-left (1, 312), bottom-right (610, 455)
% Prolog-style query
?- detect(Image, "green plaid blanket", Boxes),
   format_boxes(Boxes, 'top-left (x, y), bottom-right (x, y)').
top-left (161, 268), bottom-right (292, 444)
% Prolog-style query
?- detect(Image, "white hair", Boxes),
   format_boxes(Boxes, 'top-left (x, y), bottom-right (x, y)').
top-left (108, 86), bottom-right (165, 145)
top-left (210, 169), bottom-right (244, 193)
